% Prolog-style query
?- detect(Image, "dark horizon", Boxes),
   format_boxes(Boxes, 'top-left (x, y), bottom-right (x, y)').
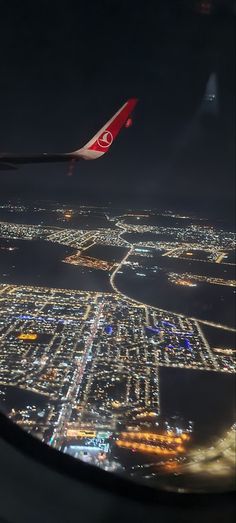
top-left (0, 195), bottom-right (235, 227)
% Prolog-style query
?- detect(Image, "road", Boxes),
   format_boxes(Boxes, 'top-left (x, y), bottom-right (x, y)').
top-left (50, 300), bottom-right (105, 449)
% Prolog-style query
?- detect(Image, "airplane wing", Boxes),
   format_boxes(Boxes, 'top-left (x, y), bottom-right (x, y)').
top-left (0, 98), bottom-right (138, 169)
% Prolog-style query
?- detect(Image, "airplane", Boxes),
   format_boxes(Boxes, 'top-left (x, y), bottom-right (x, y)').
top-left (0, 98), bottom-right (138, 170)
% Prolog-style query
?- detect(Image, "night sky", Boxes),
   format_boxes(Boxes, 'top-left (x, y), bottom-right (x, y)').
top-left (0, 1), bottom-right (235, 218)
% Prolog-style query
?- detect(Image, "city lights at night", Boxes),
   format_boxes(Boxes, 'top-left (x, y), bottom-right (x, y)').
top-left (0, 2), bottom-right (235, 514)
top-left (0, 202), bottom-right (235, 493)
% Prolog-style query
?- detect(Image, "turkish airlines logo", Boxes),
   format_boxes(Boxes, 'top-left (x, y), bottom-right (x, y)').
top-left (97, 130), bottom-right (113, 148)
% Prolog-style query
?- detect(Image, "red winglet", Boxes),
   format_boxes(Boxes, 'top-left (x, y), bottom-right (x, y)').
top-left (74, 98), bottom-right (138, 160)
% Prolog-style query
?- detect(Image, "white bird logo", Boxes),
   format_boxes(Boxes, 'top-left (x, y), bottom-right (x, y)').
top-left (97, 130), bottom-right (113, 148)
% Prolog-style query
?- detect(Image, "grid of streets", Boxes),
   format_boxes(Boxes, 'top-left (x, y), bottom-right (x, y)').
top-left (0, 282), bottom-right (234, 445)
top-left (0, 206), bottom-right (235, 475)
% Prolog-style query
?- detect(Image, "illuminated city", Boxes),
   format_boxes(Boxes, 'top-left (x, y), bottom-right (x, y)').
top-left (0, 1), bottom-right (235, 518)
top-left (0, 201), bottom-right (235, 489)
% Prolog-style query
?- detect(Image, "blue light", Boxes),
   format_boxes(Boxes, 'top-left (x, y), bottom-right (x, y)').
top-left (162, 321), bottom-right (175, 328)
top-left (146, 326), bottom-right (159, 334)
top-left (104, 325), bottom-right (113, 335)
top-left (183, 339), bottom-right (192, 351)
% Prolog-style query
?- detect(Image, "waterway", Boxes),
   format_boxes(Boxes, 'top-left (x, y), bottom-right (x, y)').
top-left (0, 239), bottom-right (113, 292)
top-left (83, 245), bottom-right (127, 262)
top-left (115, 270), bottom-right (235, 327)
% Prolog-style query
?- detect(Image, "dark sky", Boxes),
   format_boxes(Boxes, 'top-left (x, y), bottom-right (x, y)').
top-left (0, 1), bottom-right (235, 218)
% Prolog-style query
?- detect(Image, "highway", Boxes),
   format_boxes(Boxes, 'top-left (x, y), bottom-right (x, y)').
top-left (50, 301), bottom-right (105, 449)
